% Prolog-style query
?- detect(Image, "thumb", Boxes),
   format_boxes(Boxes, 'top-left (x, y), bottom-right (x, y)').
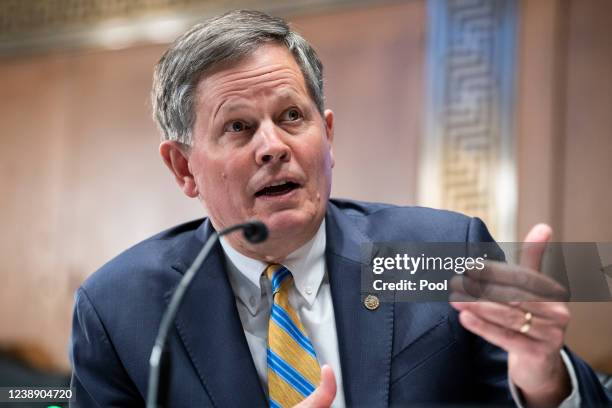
top-left (294, 365), bottom-right (337, 408)
top-left (519, 223), bottom-right (552, 271)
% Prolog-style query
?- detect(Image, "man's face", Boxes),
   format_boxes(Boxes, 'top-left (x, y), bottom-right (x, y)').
top-left (179, 43), bottom-right (334, 259)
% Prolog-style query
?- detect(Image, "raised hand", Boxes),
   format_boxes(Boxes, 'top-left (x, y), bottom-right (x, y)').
top-left (450, 224), bottom-right (572, 407)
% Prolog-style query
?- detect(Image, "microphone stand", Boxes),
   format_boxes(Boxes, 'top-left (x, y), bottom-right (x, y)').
top-left (146, 221), bottom-right (267, 408)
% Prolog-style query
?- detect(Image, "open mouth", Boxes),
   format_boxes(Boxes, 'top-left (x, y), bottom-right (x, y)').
top-left (255, 181), bottom-right (300, 197)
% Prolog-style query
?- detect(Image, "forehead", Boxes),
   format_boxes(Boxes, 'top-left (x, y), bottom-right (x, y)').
top-left (195, 43), bottom-right (310, 109)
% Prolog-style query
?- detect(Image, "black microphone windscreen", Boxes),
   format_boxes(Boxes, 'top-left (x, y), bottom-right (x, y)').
top-left (242, 221), bottom-right (268, 243)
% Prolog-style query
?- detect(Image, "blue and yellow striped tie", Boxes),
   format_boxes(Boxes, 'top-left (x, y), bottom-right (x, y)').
top-left (266, 264), bottom-right (320, 408)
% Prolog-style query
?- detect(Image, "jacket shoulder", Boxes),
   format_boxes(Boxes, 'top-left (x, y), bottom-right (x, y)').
top-left (80, 218), bottom-right (205, 300)
top-left (329, 198), bottom-right (491, 242)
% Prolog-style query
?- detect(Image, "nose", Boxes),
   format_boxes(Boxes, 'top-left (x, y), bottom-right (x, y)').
top-left (254, 124), bottom-right (291, 166)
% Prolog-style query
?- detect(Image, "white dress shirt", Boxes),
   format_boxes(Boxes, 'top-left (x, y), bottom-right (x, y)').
top-left (220, 220), bottom-right (580, 408)
top-left (220, 220), bottom-right (346, 407)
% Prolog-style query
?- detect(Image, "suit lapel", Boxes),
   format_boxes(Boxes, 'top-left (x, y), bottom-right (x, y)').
top-left (167, 219), bottom-right (266, 407)
top-left (325, 203), bottom-right (395, 408)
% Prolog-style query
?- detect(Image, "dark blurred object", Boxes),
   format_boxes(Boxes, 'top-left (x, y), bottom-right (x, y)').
top-left (0, 345), bottom-right (69, 408)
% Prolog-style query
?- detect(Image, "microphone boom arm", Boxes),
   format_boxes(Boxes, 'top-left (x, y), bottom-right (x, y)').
top-left (146, 220), bottom-right (267, 408)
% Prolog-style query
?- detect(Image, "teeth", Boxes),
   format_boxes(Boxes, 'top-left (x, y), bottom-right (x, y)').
top-left (267, 180), bottom-right (289, 188)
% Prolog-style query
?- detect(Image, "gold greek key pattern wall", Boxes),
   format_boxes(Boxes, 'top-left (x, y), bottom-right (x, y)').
top-left (419, 0), bottom-right (517, 240)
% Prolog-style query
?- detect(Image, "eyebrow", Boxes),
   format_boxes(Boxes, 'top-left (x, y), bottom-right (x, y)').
top-left (212, 87), bottom-right (307, 122)
top-left (213, 101), bottom-right (253, 122)
top-left (275, 88), bottom-right (304, 103)
top-left (219, 102), bottom-right (252, 114)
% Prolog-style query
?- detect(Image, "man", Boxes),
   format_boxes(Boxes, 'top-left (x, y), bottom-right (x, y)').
top-left (70, 10), bottom-right (610, 407)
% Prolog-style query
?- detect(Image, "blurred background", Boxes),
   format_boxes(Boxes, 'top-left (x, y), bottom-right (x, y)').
top-left (0, 0), bottom-right (610, 387)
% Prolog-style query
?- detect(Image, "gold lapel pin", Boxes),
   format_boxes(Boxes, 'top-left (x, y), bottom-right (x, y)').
top-left (363, 294), bottom-right (380, 310)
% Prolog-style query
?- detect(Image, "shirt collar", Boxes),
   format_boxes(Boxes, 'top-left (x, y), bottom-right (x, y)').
top-left (220, 220), bottom-right (327, 314)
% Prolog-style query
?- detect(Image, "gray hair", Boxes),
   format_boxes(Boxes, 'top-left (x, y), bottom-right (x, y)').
top-left (151, 9), bottom-right (324, 145)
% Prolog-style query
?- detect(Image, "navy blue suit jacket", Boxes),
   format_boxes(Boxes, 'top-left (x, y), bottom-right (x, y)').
top-left (70, 199), bottom-right (610, 407)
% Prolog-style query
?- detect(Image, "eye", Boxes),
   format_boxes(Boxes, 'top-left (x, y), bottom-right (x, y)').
top-left (282, 108), bottom-right (302, 122)
top-left (224, 120), bottom-right (251, 133)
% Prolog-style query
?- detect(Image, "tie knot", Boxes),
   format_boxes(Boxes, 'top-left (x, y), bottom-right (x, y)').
top-left (265, 264), bottom-right (292, 295)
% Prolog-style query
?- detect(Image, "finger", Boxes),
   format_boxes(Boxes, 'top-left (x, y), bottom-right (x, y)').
top-left (520, 223), bottom-right (552, 271)
top-left (449, 293), bottom-right (564, 342)
top-left (457, 310), bottom-right (551, 355)
top-left (464, 262), bottom-right (568, 299)
top-left (507, 301), bottom-right (571, 325)
top-left (450, 280), bottom-right (571, 321)
top-left (452, 275), bottom-right (538, 302)
top-left (295, 365), bottom-right (336, 408)
top-left (451, 274), bottom-right (566, 303)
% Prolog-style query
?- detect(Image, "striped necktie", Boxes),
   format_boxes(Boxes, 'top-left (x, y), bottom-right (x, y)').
top-left (266, 264), bottom-right (320, 408)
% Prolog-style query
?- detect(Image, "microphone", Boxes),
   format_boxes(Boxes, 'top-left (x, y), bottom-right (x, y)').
top-left (146, 220), bottom-right (268, 408)
top-left (217, 220), bottom-right (268, 244)
top-left (242, 220), bottom-right (268, 243)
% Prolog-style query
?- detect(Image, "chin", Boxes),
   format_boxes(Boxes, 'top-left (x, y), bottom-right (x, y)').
top-left (262, 208), bottom-right (322, 240)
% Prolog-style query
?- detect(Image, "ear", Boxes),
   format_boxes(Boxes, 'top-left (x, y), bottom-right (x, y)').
top-left (159, 141), bottom-right (198, 198)
top-left (324, 109), bottom-right (335, 168)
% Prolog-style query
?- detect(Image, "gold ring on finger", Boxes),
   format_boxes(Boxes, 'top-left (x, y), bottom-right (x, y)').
top-left (519, 311), bottom-right (532, 334)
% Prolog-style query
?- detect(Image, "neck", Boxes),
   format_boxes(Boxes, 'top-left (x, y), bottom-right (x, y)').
top-left (223, 220), bottom-right (323, 263)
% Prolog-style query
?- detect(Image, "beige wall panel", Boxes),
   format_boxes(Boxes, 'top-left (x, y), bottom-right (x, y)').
top-left (62, 45), bottom-right (204, 277)
top-left (0, 45), bottom-right (205, 370)
top-left (561, 0), bottom-right (612, 241)
top-left (560, 0), bottom-right (612, 373)
top-left (516, 0), bottom-right (566, 238)
top-left (518, 0), bottom-right (612, 372)
top-left (0, 55), bottom-right (73, 369)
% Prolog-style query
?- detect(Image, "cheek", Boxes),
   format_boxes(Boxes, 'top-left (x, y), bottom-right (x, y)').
top-left (301, 145), bottom-right (333, 193)
top-left (201, 157), bottom-right (251, 202)
top-left (192, 157), bottom-right (226, 200)
top-left (314, 142), bottom-right (334, 175)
